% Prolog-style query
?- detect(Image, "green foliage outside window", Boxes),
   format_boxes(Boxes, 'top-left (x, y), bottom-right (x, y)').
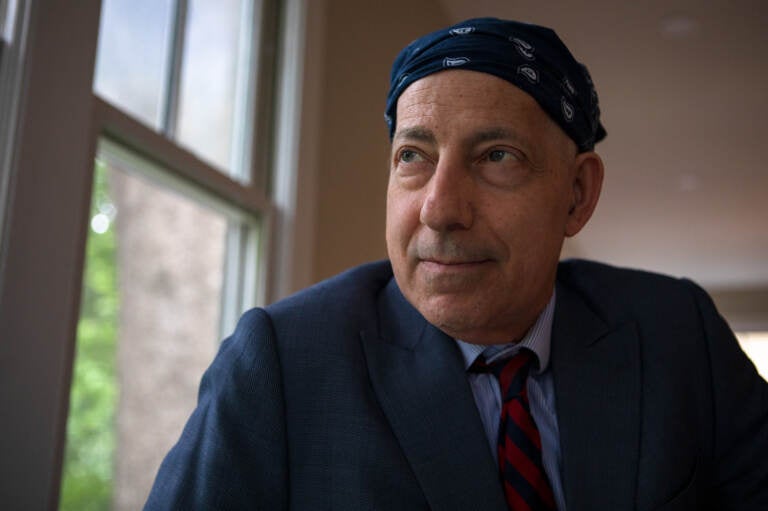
top-left (60, 160), bottom-right (118, 510)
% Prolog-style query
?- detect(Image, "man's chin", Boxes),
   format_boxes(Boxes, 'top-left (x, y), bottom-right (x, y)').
top-left (414, 295), bottom-right (489, 339)
top-left (413, 292), bottom-right (532, 345)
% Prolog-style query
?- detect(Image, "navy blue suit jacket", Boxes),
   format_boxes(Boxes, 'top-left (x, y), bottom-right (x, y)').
top-left (145, 260), bottom-right (768, 510)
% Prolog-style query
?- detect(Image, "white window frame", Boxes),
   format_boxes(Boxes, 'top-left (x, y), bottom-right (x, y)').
top-left (0, 0), bottom-right (320, 507)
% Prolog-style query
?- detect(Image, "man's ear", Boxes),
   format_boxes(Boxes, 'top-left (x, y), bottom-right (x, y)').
top-left (565, 151), bottom-right (604, 237)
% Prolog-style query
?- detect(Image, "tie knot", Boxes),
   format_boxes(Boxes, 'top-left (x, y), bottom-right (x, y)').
top-left (470, 349), bottom-right (534, 401)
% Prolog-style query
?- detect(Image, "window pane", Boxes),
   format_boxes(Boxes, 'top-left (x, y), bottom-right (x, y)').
top-left (93, 0), bottom-right (174, 128)
top-left (60, 159), bottom-right (119, 511)
top-left (0, 0), bottom-right (27, 237)
top-left (60, 144), bottom-right (257, 510)
top-left (176, 0), bottom-right (250, 174)
top-left (110, 156), bottom-right (227, 510)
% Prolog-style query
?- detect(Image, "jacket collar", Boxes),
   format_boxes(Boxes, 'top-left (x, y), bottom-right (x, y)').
top-left (551, 279), bottom-right (641, 511)
top-left (360, 278), bottom-right (508, 511)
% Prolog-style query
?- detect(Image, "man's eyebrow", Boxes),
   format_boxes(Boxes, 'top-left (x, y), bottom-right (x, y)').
top-left (393, 127), bottom-right (436, 144)
top-left (393, 126), bottom-right (529, 148)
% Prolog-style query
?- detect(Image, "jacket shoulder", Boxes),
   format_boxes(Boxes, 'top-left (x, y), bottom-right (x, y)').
top-left (556, 258), bottom-right (711, 325)
top-left (557, 258), bottom-right (686, 291)
top-left (258, 260), bottom-right (393, 349)
top-left (266, 260), bottom-right (392, 318)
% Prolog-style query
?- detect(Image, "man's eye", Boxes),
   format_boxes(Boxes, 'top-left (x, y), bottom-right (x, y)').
top-left (398, 149), bottom-right (423, 163)
top-left (487, 149), bottom-right (513, 162)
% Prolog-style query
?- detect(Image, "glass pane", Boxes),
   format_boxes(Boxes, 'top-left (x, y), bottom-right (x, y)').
top-left (176, 0), bottom-right (249, 174)
top-left (93, 0), bottom-right (174, 128)
top-left (60, 147), bottom-right (238, 510)
top-left (0, 0), bottom-right (26, 239)
top-left (1, 0), bottom-right (19, 45)
top-left (59, 159), bottom-right (119, 511)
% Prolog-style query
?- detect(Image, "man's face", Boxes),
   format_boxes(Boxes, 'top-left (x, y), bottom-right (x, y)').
top-left (386, 70), bottom-right (583, 344)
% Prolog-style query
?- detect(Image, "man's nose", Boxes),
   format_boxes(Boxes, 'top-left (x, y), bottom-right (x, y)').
top-left (419, 160), bottom-right (473, 231)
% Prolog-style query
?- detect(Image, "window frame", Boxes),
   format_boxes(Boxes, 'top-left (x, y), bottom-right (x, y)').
top-left (0, 0), bottom-right (319, 507)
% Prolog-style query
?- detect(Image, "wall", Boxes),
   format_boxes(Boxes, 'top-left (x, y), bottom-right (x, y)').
top-left (310, 0), bottom-right (450, 282)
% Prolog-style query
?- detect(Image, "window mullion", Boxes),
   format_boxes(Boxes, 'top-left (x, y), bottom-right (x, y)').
top-left (94, 97), bottom-right (271, 217)
top-left (228, 0), bottom-right (257, 182)
top-left (249, 0), bottom-right (280, 192)
top-left (159, 0), bottom-right (188, 137)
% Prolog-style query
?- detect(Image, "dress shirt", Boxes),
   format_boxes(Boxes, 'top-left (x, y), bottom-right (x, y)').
top-left (455, 292), bottom-right (566, 511)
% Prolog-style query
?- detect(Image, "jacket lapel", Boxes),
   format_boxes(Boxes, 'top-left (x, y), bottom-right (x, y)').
top-left (360, 279), bottom-right (507, 511)
top-left (551, 282), bottom-right (641, 511)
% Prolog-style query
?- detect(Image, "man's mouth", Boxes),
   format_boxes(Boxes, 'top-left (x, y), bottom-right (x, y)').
top-left (419, 258), bottom-right (492, 268)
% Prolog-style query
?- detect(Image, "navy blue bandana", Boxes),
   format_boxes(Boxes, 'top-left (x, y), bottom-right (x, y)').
top-left (385, 17), bottom-right (606, 152)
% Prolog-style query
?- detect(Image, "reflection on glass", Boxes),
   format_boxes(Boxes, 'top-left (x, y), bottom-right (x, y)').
top-left (93, 0), bottom-right (174, 127)
top-left (60, 148), bottom-right (230, 510)
top-left (176, 0), bottom-right (248, 173)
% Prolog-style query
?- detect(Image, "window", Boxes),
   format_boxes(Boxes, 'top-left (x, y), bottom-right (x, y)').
top-left (0, 0), bottom-right (314, 508)
top-left (92, 0), bottom-right (269, 181)
top-left (92, 0), bottom-right (175, 130)
top-left (61, 143), bottom-right (260, 509)
top-left (57, 1), bottom-right (278, 508)
top-left (62, 141), bottom-right (264, 509)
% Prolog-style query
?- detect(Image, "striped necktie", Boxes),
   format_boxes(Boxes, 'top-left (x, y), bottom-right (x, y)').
top-left (472, 350), bottom-right (556, 511)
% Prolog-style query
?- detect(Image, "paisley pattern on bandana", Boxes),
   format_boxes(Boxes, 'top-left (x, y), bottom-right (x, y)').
top-left (385, 17), bottom-right (606, 152)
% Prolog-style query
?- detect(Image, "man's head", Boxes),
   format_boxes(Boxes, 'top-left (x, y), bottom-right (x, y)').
top-left (384, 18), bottom-right (605, 345)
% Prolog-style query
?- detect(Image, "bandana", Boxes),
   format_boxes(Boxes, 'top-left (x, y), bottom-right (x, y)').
top-left (385, 17), bottom-right (606, 152)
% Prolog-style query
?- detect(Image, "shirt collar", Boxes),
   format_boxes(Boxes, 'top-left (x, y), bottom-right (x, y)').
top-left (455, 290), bottom-right (556, 374)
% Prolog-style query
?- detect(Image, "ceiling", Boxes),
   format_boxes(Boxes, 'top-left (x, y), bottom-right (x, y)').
top-left (437, 0), bottom-right (768, 290)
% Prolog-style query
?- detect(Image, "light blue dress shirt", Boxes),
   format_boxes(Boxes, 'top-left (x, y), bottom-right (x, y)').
top-left (455, 292), bottom-right (566, 511)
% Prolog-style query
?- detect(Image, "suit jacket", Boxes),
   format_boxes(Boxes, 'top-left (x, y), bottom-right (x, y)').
top-left (145, 259), bottom-right (768, 510)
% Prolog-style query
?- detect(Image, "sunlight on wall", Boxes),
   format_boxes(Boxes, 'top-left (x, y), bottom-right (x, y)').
top-left (736, 332), bottom-right (768, 380)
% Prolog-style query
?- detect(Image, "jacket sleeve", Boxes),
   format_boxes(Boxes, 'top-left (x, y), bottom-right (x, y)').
top-left (688, 280), bottom-right (768, 509)
top-left (144, 308), bottom-right (288, 510)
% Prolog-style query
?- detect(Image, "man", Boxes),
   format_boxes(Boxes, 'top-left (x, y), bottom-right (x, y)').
top-left (145, 18), bottom-right (768, 510)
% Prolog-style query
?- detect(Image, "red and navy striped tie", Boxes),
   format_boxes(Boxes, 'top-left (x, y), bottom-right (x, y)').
top-left (472, 350), bottom-right (556, 511)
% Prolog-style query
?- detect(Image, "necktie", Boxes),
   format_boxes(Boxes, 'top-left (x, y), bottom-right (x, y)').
top-left (472, 350), bottom-right (556, 511)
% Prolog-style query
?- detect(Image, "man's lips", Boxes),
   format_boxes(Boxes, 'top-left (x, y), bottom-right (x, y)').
top-left (419, 258), bottom-right (492, 267)
top-left (421, 258), bottom-right (488, 266)
top-left (411, 237), bottom-right (497, 268)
